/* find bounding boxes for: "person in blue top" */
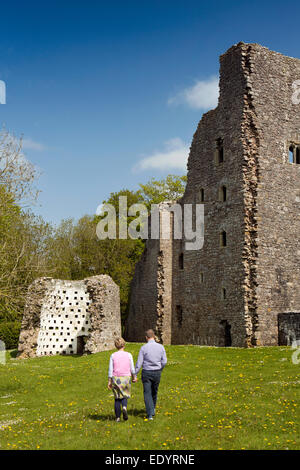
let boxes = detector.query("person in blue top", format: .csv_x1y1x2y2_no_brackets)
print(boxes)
135,329,167,420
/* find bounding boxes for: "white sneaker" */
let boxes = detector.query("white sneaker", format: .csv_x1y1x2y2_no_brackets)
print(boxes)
123,407,128,421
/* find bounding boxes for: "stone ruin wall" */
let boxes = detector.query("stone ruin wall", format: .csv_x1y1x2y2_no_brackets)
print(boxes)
242,44,300,345
126,42,300,347
125,239,160,343
125,204,173,344
127,43,250,347
172,43,248,347
18,275,121,358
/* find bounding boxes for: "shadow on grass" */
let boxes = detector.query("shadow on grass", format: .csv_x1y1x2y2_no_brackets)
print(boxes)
9,350,18,358
88,408,146,422
88,414,115,422
130,408,146,418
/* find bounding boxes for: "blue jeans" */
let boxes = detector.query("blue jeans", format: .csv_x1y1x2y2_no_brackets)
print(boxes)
141,369,162,418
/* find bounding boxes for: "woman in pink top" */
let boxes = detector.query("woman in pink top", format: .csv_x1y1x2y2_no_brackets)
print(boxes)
108,337,137,422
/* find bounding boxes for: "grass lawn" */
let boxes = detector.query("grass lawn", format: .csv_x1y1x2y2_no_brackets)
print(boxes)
0,344,299,450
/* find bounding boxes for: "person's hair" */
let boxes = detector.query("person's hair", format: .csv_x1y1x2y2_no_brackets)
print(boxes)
145,329,155,339
115,337,126,349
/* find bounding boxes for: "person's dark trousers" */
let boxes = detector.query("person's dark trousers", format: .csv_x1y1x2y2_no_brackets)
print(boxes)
114,398,128,419
141,369,162,418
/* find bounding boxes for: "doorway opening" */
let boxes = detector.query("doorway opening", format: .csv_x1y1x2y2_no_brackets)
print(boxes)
76,336,87,354
220,320,232,346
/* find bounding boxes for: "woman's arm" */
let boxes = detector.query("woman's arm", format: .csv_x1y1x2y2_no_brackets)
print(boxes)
129,353,137,382
108,354,114,389
108,353,114,378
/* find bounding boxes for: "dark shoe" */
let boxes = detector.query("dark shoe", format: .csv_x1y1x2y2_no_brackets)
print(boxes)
123,407,128,421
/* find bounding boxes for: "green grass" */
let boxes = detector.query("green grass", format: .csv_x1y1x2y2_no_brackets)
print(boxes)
0,344,299,450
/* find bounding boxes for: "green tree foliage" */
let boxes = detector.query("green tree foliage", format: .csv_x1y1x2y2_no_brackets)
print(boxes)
102,189,144,216
0,138,187,330
48,215,144,322
139,174,187,209
48,175,187,324
0,321,21,349
0,189,53,321
0,130,52,323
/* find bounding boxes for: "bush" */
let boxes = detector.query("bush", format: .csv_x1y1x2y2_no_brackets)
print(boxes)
0,321,21,350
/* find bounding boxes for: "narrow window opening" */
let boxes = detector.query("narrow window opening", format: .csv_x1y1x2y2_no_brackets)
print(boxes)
200,272,204,283
176,305,183,327
222,186,227,201
296,147,300,164
179,253,184,270
222,288,227,300
219,185,227,202
216,138,224,164
220,231,227,247
199,188,204,202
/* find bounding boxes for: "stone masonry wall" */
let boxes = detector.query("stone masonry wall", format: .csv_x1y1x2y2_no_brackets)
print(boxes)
126,42,300,347
125,204,173,343
172,43,249,347
18,277,53,358
85,275,121,353
241,44,300,345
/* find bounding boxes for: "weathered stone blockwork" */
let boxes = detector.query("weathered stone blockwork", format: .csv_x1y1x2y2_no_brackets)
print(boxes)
18,275,121,358
125,203,173,344
126,42,300,347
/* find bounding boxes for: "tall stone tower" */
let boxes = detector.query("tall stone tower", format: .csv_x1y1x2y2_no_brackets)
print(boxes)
126,42,300,347
125,202,174,344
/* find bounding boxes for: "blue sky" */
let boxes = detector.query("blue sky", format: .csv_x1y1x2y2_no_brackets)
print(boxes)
0,0,299,224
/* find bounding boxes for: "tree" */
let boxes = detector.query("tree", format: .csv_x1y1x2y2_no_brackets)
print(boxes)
0,127,188,328
139,174,187,209
49,214,144,323
0,129,51,322
102,189,144,216
0,193,53,321
0,129,40,205
86,175,187,323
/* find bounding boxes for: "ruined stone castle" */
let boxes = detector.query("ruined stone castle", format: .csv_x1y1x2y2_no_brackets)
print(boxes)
18,275,121,358
125,42,300,347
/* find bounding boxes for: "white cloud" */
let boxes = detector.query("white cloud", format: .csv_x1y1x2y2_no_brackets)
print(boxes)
168,76,219,110
22,138,46,151
133,138,189,172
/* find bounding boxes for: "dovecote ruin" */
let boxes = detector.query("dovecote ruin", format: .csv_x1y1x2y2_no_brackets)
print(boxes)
18,275,121,358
